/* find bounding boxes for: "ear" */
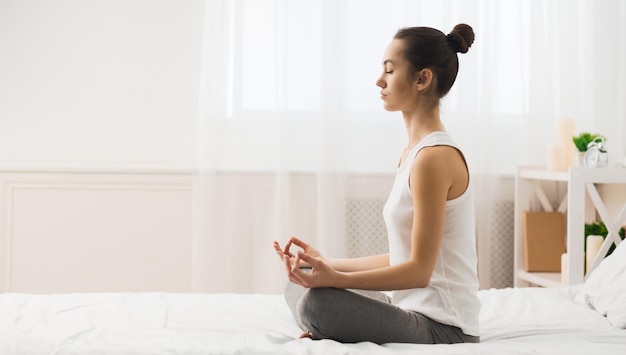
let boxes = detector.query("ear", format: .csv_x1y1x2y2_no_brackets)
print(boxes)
415,68,434,93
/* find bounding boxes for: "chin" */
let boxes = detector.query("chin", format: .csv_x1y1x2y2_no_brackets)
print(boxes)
382,103,398,112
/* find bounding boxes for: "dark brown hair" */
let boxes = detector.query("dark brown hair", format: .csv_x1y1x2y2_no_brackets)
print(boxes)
394,24,474,98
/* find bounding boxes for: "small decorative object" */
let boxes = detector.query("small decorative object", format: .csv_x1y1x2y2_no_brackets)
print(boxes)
586,235,604,273
523,211,566,272
585,221,625,256
583,136,608,168
572,132,602,167
572,132,600,152
558,119,576,170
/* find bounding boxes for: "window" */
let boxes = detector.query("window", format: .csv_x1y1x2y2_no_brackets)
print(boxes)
206,1,547,174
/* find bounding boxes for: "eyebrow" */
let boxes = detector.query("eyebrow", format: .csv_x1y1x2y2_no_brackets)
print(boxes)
383,59,394,65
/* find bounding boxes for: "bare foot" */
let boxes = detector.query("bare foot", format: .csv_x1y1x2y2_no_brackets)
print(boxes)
299,332,316,340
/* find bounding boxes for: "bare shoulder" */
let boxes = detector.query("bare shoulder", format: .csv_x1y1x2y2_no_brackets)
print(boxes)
411,145,468,199
413,145,465,172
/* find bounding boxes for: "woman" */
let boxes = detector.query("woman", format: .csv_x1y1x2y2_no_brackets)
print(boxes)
273,23,479,344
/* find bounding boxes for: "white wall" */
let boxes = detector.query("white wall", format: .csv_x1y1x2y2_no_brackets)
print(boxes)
0,0,203,293
0,171,193,293
0,0,204,169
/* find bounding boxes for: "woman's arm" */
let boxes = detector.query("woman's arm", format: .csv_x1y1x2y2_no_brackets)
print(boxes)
274,237,389,272
286,146,466,291
327,254,389,272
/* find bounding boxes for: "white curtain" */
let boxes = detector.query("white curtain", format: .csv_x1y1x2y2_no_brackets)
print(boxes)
193,0,626,293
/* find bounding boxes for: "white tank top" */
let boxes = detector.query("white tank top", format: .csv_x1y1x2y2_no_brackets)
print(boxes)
382,131,480,336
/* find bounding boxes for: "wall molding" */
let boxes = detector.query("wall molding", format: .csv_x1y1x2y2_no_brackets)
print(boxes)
0,170,193,293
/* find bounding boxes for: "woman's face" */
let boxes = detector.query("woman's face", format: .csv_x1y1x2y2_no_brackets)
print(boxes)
376,39,416,112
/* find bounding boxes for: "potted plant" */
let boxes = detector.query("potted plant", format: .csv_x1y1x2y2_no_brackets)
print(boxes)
572,132,601,166
584,221,625,256
572,132,600,152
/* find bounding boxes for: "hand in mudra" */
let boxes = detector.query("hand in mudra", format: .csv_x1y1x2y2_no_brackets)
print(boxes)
274,237,338,288
273,236,323,267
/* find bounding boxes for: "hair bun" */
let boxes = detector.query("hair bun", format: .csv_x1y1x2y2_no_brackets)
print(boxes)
447,24,474,53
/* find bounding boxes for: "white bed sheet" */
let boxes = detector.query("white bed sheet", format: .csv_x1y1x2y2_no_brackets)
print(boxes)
1,286,624,355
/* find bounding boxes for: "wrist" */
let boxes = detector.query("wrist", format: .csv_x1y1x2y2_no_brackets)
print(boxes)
332,270,349,289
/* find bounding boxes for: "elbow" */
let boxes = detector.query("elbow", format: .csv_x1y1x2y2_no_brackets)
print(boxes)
412,276,430,289
405,262,432,289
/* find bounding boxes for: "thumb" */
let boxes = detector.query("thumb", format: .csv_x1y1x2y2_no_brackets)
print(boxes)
297,251,319,266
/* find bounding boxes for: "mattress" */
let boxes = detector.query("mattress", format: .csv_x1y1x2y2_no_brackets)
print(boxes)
1,286,625,355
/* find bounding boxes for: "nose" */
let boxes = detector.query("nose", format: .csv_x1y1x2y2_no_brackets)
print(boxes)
376,76,386,89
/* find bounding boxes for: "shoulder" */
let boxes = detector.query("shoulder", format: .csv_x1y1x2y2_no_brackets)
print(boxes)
411,145,469,199
410,146,456,186
413,145,463,172
410,145,467,190
417,144,461,159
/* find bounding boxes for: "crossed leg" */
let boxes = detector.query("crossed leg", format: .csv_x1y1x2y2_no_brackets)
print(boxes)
284,282,475,344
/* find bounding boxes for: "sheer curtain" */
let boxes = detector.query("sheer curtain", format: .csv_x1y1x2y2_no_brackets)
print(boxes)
193,0,626,293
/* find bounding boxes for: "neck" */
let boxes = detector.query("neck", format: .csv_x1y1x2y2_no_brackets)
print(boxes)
402,103,445,148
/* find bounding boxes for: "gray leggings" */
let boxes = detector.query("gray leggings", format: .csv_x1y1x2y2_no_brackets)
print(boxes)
285,282,479,345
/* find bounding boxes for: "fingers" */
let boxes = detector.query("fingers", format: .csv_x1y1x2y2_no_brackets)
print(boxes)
278,240,308,287
284,255,308,287
287,252,326,288
275,238,318,287
296,251,318,267
281,236,308,258
275,240,298,258
288,236,310,250
273,241,288,260
283,240,294,257
273,241,281,254
292,253,302,272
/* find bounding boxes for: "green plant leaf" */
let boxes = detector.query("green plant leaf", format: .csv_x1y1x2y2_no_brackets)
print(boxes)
572,132,599,152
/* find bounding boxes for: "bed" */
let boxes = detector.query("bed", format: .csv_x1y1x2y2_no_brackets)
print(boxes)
2,243,625,354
